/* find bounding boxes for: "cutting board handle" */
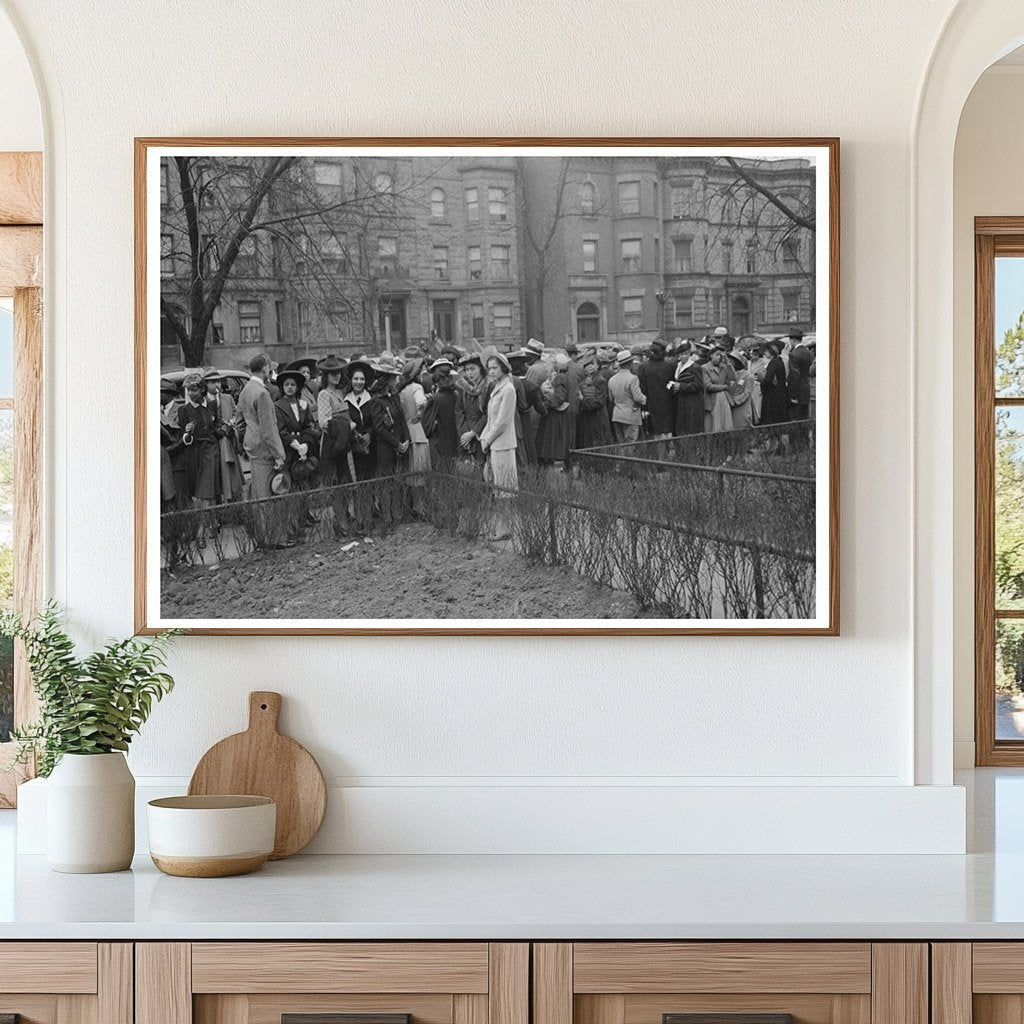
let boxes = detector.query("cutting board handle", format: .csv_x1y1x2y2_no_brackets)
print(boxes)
248,691,282,734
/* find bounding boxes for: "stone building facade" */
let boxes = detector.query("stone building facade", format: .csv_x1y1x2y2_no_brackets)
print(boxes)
518,155,817,348
159,155,526,369
159,154,816,371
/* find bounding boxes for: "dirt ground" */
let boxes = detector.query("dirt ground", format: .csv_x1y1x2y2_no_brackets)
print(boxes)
160,521,643,620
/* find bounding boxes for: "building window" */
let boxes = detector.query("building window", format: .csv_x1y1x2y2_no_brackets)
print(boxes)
489,187,508,221
762,291,772,323
430,187,447,220
654,237,661,272
670,179,695,218
471,302,485,339
433,245,450,281
321,235,348,274
493,302,513,330
672,292,694,326
238,301,262,346
468,245,482,280
211,305,224,345
721,242,733,274
161,162,170,199
465,187,479,222
746,242,757,274
491,244,510,280
378,236,398,272
782,239,800,271
582,239,598,273
580,182,596,215
781,288,801,321
314,161,343,189
274,301,285,344
619,181,640,215
235,234,258,276
621,238,642,273
622,296,643,330
672,238,693,273
372,171,394,194
160,233,174,277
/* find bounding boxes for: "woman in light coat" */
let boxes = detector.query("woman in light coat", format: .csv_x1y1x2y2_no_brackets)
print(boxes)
480,353,519,493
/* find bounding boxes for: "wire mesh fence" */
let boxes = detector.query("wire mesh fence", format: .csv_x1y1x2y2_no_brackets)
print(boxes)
161,461,816,620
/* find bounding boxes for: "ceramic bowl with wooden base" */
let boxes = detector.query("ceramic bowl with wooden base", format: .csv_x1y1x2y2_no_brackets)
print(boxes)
147,795,276,877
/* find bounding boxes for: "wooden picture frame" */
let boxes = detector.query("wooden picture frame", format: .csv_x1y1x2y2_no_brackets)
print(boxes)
135,137,839,636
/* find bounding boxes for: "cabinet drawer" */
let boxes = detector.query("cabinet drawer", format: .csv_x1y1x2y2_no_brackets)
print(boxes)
0,942,98,994
139,943,528,1024
534,944,926,1024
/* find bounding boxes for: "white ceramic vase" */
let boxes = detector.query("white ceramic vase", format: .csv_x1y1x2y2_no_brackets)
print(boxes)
46,752,135,873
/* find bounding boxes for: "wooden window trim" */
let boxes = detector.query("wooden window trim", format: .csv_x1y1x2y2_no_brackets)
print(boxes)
0,151,44,807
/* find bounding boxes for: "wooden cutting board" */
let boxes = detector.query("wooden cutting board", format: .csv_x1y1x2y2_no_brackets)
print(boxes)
188,691,326,859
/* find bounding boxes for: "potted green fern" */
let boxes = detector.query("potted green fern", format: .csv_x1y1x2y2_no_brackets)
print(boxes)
2,604,178,873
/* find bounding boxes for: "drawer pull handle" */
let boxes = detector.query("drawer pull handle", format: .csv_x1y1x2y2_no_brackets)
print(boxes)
664,1016,795,1024
283,1016,411,1024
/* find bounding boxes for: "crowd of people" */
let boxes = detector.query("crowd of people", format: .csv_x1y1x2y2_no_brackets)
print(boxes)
159,325,817,521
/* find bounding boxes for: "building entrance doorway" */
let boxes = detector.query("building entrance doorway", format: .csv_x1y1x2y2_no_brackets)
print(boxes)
432,299,455,343
576,302,601,342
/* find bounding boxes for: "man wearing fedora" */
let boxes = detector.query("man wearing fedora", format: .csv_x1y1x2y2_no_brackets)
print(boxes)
608,349,647,444
236,353,286,499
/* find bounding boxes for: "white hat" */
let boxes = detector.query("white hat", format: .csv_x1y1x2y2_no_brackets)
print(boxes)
616,350,634,366
525,338,545,355
713,326,729,337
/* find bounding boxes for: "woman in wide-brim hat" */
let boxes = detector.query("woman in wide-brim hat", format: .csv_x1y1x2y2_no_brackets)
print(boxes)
274,370,321,488
343,359,376,481
316,356,352,484
398,354,432,510
285,357,320,403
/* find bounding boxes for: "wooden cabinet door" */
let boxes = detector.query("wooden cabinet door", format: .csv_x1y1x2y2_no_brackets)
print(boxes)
534,944,928,1024
937,943,1024,1024
0,943,131,1024
137,943,528,1024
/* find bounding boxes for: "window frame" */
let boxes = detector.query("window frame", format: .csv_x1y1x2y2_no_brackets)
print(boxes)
619,180,640,215
975,218,1024,765
621,237,642,273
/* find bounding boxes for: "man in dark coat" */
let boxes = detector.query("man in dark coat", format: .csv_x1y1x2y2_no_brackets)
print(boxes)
637,339,677,439
670,342,708,436
786,328,813,420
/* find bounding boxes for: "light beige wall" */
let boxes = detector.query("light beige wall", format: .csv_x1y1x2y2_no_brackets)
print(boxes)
0,8,40,151
952,65,1024,767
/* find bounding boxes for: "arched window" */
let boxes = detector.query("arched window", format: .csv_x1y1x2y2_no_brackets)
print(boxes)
580,182,596,215
430,187,446,220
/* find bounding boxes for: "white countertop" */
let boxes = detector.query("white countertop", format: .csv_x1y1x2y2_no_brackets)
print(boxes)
3,850,1024,940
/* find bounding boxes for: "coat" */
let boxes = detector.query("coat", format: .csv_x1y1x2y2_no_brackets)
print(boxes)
760,355,790,424
608,368,646,426
576,374,614,448
480,375,518,452
536,371,575,461
638,356,677,435
274,395,320,480
237,376,286,464
673,362,705,435
788,343,814,407
369,391,410,476
428,379,461,461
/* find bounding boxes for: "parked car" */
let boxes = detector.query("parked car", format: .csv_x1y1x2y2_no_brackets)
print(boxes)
578,341,624,361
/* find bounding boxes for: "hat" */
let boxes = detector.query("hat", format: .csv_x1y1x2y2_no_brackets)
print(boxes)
788,327,805,340
403,345,424,361
713,326,729,338
317,355,347,373
402,356,426,382
525,338,545,356
582,356,599,372
728,353,748,371
430,358,454,373
275,369,306,392
481,346,512,374
201,367,222,382
615,350,634,366
160,379,178,393
554,352,571,370
598,349,616,364
182,372,204,389
650,339,667,356
694,342,715,357
269,468,292,496
459,352,485,371
373,351,403,376
767,338,785,353
439,346,461,362
630,343,646,357
344,359,375,383
285,357,319,376
565,342,579,356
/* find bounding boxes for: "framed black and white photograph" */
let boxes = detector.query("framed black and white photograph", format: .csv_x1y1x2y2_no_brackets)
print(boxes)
135,137,839,635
